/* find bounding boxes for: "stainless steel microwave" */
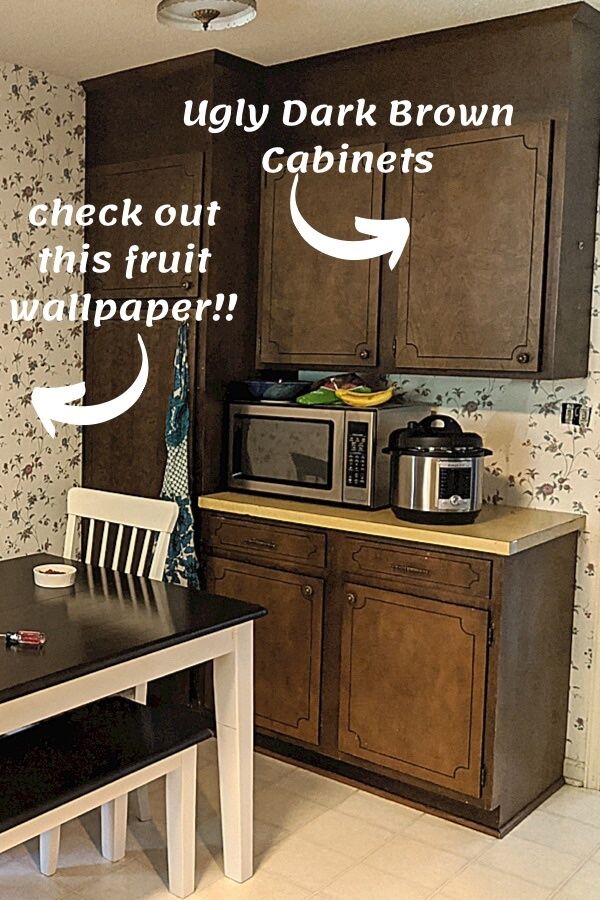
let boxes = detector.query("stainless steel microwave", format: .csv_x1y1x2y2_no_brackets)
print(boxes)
228,402,422,509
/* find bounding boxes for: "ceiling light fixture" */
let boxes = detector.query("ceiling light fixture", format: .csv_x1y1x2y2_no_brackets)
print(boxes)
157,0,257,31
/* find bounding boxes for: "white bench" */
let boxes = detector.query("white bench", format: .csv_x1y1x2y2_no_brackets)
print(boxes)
0,696,212,898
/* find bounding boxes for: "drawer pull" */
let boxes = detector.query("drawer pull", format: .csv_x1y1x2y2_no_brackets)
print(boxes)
243,539,277,550
391,564,430,577
302,585,314,598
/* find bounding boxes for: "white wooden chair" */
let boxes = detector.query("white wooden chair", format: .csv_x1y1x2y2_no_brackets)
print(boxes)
39,487,179,875
64,487,179,581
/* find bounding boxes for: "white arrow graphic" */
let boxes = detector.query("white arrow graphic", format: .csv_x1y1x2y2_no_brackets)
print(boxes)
32,333,149,438
290,173,410,269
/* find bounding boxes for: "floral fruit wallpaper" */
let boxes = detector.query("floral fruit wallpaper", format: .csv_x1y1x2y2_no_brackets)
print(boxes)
390,192,600,772
0,63,84,559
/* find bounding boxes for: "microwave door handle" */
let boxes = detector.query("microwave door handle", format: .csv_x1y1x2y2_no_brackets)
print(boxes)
231,419,244,477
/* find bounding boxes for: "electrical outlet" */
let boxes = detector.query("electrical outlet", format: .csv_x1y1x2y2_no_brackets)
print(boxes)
561,402,591,427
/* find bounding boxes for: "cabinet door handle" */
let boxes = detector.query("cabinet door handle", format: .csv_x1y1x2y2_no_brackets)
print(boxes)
347,592,359,606
359,349,371,360
243,539,276,550
181,279,192,290
391,564,430,577
302,585,314,598
517,352,531,365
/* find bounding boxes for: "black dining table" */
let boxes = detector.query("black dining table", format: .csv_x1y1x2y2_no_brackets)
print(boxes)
0,553,266,884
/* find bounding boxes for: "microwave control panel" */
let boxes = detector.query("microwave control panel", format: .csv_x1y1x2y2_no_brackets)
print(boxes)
345,421,369,489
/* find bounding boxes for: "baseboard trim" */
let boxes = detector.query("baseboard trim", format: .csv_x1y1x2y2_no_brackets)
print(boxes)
564,756,585,787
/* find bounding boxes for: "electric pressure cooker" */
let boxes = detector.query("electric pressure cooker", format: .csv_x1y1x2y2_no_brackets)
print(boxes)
384,415,492,524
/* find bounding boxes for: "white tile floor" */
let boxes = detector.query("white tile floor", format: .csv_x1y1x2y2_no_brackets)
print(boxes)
4,739,600,899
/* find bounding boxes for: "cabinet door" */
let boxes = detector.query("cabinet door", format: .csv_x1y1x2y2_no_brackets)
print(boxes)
205,557,324,745
390,123,550,373
338,582,488,797
83,317,185,497
258,145,384,368
86,153,204,298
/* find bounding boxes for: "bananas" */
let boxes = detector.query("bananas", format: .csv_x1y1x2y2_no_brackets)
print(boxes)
335,386,395,408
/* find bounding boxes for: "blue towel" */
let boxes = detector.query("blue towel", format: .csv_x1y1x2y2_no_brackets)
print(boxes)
160,325,200,588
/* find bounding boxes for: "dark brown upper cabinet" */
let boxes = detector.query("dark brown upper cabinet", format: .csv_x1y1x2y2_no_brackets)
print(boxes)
261,6,600,379
86,153,204,299
257,145,384,368
388,123,550,374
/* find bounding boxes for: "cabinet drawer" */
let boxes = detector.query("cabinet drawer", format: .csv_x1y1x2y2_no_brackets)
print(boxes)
340,537,491,600
205,515,326,569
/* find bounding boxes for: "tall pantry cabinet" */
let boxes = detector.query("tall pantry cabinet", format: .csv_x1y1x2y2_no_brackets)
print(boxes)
82,52,263,498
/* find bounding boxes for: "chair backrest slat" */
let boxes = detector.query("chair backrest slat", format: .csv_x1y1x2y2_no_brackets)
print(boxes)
84,519,95,565
136,529,152,578
63,488,179,582
124,527,138,575
98,521,110,568
150,532,172,581
112,524,124,570
64,513,77,561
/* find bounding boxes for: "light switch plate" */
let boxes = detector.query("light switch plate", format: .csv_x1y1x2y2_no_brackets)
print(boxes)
561,402,591,427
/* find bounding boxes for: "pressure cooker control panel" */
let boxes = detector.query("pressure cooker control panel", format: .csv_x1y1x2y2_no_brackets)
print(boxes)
345,421,369,489
437,460,473,511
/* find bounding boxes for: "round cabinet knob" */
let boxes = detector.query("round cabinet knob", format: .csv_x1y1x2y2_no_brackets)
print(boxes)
347,592,358,606
181,279,192,291
302,585,314,598
359,349,371,360
517,352,531,365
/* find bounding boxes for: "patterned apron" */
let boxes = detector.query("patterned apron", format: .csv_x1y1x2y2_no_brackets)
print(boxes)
160,325,200,588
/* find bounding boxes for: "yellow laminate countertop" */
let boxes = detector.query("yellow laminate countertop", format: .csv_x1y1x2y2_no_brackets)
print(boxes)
198,492,585,557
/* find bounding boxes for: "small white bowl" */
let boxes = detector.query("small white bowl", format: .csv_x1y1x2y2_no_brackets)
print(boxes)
33,564,77,589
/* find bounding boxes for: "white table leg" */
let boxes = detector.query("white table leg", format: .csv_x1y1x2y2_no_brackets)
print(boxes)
131,786,152,822
166,746,197,898
131,683,152,821
40,825,60,876
101,793,128,861
213,621,254,883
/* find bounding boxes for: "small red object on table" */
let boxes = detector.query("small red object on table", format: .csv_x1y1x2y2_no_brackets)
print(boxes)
0,631,46,647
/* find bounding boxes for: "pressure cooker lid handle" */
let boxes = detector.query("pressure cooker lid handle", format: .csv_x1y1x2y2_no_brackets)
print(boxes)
418,414,463,433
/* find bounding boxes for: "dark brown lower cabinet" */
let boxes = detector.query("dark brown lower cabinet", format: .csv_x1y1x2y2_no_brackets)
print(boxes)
201,510,578,836
205,556,323,745
338,583,488,798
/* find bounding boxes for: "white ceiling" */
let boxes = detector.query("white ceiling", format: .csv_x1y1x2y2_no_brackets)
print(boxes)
2,0,599,82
